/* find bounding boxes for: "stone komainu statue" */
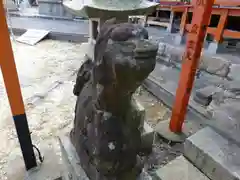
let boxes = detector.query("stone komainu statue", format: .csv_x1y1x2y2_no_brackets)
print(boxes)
71,18,158,180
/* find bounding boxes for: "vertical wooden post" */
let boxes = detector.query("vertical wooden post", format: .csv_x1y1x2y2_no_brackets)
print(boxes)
167,10,175,33
180,8,188,35
215,9,228,43
0,1,37,170
169,0,214,133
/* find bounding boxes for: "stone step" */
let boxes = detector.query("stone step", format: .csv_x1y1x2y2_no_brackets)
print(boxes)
155,155,209,180
184,127,240,180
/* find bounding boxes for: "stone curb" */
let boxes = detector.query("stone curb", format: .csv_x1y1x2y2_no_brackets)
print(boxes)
8,27,89,43
143,75,240,147
157,42,232,78
184,127,240,180
156,155,210,180
8,12,86,22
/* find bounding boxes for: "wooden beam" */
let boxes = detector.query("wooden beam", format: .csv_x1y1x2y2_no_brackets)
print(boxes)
223,29,240,38
214,0,240,6
180,8,188,35
172,6,240,16
215,9,228,42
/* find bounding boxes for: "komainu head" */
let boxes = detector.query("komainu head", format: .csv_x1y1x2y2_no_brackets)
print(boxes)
94,18,158,94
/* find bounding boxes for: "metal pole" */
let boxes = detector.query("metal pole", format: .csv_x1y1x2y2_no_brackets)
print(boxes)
169,0,214,133
0,1,37,170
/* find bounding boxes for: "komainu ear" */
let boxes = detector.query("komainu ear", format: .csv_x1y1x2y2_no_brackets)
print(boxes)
98,18,117,36
103,18,117,27
73,56,93,96
94,18,117,64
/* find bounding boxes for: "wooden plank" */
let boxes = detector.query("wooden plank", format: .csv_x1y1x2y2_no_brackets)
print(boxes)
214,0,240,6
223,29,240,38
185,26,240,40
172,6,240,16
147,20,169,27
207,27,217,35
16,29,49,46
180,8,188,35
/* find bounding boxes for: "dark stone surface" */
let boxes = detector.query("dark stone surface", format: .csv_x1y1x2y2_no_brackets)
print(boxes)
228,64,240,81
227,81,240,94
194,86,222,106
71,19,158,180
8,16,89,42
185,127,240,180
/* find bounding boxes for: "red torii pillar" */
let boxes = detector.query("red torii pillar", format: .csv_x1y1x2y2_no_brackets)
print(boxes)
0,1,37,170
169,0,214,133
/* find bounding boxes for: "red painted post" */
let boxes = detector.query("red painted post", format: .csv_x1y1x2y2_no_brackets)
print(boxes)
0,2,37,170
169,0,214,133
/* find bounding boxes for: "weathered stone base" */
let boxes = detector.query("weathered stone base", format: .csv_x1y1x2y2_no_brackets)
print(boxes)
38,0,74,18
154,120,186,143
59,135,89,180
185,127,240,180
156,155,209,180
59,135,153,180
206,41,226,54
174,34,186,45
25,146,64,180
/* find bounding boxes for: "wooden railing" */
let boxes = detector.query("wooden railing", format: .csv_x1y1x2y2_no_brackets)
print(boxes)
172,5,240,43
214,0,240,6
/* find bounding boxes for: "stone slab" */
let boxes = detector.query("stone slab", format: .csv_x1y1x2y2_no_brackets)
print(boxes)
59,135,89,180
206,42,225,54
143,74,209,126
199,55,230,78
38,0,74,18
132,96,146,132
8,16,89,42
184,127,240,180
209,100,240,146
144,61,240,146
194,86,222,106
141,131,155,153
228,64,240,81
193,95,212,107
154,118,205,143
174,34,185,45
156,155,209,180
16,29,49,45
4,0,18,11
25,147,63,180
59,135,155,180
154,120,186,143
227,81,240,94
157,42,232,78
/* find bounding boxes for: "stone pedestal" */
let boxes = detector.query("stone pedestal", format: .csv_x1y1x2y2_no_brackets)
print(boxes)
174,33,186,45
59,98,151,180
89,19,99,41
38,0,74,18
4,0,18,11
206,41,225,54
59,135,153,180
167,11,175,33
59,135,89,180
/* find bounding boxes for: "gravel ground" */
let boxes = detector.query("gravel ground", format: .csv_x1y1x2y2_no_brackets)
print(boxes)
0,39,87,179
134,87,171,127
134,89,183,177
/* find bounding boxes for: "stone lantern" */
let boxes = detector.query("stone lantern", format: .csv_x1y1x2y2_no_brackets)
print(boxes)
63,0,157,42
